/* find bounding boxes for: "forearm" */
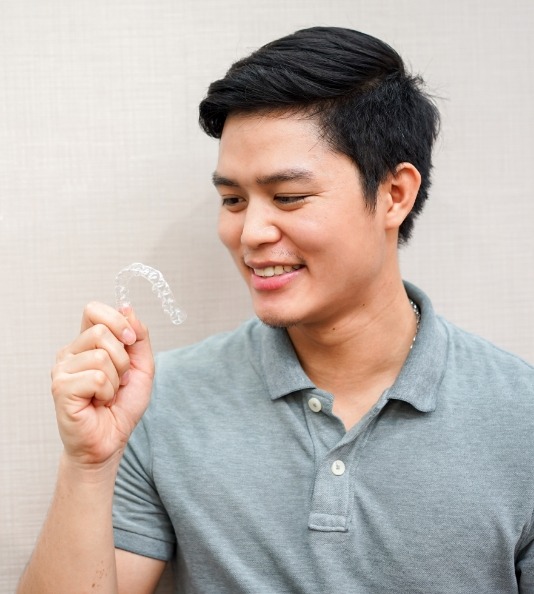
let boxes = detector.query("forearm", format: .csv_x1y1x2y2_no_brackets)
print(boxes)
17,452,121,594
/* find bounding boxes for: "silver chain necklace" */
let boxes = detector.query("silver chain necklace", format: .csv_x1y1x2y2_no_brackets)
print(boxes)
409,299,421,350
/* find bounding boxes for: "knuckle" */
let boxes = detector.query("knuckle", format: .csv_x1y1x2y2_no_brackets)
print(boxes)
93,370,108,388
51,360,64,381
92,323,108,340
93,348,109,366
50,374,65,399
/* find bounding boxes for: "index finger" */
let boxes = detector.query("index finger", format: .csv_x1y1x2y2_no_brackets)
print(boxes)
81,301,137,346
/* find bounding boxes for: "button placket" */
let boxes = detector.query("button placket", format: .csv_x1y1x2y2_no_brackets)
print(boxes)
307,396,389,532
308,416,382,532
308,449,352,532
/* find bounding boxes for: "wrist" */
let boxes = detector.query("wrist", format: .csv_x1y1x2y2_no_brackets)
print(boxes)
59,449,123,486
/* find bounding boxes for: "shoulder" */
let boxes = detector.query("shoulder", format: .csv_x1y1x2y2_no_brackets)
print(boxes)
439,315,533,372
406,281,534,388
155,317,263,375
147,318,269,413
437,315,534,399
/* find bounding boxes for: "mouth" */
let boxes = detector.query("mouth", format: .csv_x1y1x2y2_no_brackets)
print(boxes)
252,265,302,277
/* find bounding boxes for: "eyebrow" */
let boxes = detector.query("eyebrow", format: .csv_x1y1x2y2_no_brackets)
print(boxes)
212,168,315,188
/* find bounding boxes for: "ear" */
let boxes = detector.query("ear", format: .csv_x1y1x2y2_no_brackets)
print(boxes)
380,163,421,231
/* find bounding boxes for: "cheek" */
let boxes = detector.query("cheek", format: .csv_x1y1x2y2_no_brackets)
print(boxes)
217,212,241,250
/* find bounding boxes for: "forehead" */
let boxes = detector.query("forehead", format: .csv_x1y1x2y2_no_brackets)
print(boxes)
221,110,323,144
216,111,345,177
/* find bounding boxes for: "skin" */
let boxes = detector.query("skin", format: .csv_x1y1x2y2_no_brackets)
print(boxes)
18,110,422,593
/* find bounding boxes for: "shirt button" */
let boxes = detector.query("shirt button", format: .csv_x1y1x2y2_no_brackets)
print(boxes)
308,397,322,413
331,460,346,476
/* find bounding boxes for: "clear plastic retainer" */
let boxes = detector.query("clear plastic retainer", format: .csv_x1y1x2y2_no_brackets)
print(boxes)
115,262,186,325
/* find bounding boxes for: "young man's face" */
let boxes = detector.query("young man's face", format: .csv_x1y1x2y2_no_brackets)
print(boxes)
213,111,396,330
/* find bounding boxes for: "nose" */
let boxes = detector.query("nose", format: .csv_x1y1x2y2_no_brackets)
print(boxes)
240,201,281,248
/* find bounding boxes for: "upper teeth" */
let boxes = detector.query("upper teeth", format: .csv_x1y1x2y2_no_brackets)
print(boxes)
254,265,301,277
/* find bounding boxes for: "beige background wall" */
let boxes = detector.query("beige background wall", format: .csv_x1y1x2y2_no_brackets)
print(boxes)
1,0,533,591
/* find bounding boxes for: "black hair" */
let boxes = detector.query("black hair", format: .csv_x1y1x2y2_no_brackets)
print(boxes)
198,26,440,244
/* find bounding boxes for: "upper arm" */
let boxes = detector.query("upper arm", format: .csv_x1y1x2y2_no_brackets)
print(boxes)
116,548,167,594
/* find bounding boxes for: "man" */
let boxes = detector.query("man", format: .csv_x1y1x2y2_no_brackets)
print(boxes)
18,27,534,593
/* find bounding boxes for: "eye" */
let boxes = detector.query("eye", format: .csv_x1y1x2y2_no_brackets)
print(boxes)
221,196,246,210
275,195,309,206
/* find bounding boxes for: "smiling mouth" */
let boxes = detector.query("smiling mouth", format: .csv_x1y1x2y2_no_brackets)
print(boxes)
253,265,302,277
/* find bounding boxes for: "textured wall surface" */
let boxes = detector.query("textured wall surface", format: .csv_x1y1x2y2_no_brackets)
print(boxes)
1,0,533,591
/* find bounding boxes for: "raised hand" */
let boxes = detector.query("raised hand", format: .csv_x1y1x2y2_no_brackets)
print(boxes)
51,302,155,467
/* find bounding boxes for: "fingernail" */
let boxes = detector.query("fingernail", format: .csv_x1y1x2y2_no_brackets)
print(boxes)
121,328,136,345
120,371,131,386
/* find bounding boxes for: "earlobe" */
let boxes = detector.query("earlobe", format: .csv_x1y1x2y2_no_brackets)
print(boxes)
383,163,421,230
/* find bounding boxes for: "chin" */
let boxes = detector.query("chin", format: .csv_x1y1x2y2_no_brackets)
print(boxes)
255,311,301,329
252,296,313,329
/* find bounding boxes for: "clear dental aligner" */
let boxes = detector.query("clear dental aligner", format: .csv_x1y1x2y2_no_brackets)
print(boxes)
115,262,186,325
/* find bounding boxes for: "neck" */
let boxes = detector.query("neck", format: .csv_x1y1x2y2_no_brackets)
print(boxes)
287,280,418,398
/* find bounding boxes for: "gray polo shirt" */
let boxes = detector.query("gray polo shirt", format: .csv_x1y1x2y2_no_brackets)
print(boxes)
113,282,534,593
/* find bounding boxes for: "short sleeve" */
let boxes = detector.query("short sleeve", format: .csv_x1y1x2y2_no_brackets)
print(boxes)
112,410,176,561
517,514,534,592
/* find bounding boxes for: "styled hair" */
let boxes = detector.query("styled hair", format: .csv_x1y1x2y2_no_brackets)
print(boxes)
198,26,440,244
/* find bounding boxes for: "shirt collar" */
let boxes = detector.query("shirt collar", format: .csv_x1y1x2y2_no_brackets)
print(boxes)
259,324,316,399
388,281,448,412
256,281,448,413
